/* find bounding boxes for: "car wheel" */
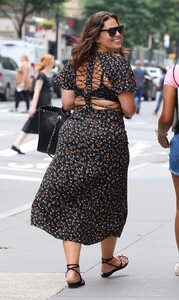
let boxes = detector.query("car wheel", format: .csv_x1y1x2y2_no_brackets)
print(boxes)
2,85,11,101
143,91,150,101
143,96,148,101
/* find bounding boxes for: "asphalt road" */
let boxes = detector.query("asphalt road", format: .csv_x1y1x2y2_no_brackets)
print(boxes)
0,98,178,299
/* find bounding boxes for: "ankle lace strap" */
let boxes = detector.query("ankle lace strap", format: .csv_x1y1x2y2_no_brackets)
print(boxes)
101,257,113,264
67,264,79,269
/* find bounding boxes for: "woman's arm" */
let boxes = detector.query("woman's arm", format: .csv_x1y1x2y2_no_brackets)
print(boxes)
118,91,136,118
28,79,43,117
157,84,176,148
61,89,76,110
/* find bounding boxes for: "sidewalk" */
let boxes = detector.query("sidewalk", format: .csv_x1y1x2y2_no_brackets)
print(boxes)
0,161,178,299
50,162,179,300
1,100,179,299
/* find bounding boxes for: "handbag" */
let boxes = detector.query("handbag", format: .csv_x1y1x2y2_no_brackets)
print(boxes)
37,106,71,156
172,89,179,135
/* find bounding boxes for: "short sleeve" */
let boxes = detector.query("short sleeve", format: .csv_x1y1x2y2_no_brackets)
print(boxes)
164,66,179,88
36,72,46,81
54,62,76,90
107,55,136,94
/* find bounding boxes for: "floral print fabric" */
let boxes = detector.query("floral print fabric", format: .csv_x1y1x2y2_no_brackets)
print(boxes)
54,52,136,101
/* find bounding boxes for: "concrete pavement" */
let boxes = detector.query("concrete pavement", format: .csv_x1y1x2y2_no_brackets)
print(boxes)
1,100,179,299
1,160,178,299
49,162,179,300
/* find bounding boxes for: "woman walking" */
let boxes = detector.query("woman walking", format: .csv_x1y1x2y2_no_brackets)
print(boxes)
11,54,54,154
31,11,136,287
157,63,179,276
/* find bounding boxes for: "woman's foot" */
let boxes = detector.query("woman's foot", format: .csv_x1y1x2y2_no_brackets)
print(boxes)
10,108,17,112
101,255,129,278
66,264,85,288
11,145,25,155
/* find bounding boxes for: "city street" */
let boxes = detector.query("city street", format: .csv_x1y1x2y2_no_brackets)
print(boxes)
0,98,178,299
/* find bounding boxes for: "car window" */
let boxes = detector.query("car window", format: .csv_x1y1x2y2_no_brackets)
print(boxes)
1,57,18,70
1,57,11,70
145,67,162,77
9,58,18,70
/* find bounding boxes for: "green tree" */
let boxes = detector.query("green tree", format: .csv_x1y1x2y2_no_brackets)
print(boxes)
83,0,179,50
0,0,67,38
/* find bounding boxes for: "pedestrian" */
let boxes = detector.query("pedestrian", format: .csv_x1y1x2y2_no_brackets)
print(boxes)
11,54,54,154
156,63,179,276
133,59,146,114
31,11,136,288
152,68,167,115
10,54,32,113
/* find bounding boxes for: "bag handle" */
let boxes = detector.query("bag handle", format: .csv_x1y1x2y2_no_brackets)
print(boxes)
46,117,59,158
46,107,71,157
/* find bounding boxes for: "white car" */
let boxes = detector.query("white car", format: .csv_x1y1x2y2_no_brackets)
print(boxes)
0,55,18,101
144,66,162,85
131,65,158,101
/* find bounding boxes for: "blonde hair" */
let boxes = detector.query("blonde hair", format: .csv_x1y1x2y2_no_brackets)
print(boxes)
36,54,54,72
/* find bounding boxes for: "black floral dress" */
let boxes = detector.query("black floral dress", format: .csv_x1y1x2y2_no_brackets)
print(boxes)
31,52,136,245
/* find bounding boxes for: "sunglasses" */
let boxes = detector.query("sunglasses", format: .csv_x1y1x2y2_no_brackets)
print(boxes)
100,25,124,37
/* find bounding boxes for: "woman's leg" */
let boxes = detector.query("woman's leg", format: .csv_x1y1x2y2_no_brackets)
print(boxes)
101,236,117,259
100,236,128,274
63,240,82,284
23,90,30,111
171,174,179,251
171,174,179,275
13,131,28,149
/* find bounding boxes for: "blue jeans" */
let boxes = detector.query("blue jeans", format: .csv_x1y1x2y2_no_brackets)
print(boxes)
169,134,179,176
134,86,144,110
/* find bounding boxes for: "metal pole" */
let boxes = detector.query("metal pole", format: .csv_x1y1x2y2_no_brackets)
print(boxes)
55,12,59,59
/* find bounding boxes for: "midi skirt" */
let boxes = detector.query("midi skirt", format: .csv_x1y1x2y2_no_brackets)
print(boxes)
31,107,129,245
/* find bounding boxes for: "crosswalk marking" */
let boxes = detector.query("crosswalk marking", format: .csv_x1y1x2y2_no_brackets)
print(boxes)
0,174,42,182
0,138,38,156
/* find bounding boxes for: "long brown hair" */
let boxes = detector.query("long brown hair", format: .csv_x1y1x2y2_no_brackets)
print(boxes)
70,11,128,68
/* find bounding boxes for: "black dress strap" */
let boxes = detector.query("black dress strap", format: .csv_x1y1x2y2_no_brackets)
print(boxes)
84,59,96,109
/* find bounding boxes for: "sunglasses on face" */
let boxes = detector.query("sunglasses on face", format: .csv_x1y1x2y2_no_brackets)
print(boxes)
100,25,124,37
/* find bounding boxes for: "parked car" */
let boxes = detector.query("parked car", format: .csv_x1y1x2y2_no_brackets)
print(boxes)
143,67,162,101
0,55,18,101
144,66,162,85
143,71,156,101
131,65,158,101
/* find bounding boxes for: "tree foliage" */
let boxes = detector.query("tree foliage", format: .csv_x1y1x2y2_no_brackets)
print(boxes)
0,0,67,38
83,0,179,50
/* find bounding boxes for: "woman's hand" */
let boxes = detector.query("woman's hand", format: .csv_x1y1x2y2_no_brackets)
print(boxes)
28,107,36,117
156,132,169,148
19,82,25,88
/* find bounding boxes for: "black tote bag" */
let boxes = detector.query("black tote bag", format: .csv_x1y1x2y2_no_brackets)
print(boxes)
37,106,71,156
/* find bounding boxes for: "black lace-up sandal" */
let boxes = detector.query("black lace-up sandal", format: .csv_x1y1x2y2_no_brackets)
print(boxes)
101,255,129,278
66,264,85,288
